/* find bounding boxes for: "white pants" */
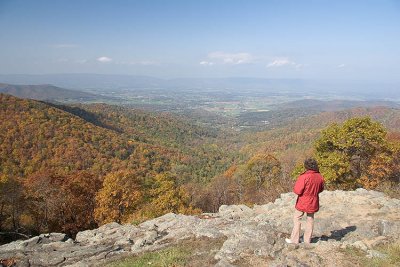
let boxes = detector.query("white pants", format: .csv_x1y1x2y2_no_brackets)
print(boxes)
290,209,314,243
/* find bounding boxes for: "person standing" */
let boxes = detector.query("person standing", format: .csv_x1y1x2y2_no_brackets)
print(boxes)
286,158,325,244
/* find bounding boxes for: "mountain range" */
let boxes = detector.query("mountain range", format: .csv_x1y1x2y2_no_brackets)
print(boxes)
1,74,399,99
0,83,104,102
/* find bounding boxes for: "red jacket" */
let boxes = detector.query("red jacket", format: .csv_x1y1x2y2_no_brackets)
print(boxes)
294,170,324,213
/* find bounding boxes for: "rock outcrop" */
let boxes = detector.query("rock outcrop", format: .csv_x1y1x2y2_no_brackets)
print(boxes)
1,189,400,266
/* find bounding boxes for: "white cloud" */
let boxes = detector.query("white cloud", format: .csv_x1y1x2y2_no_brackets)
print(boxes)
337,64,346,68
97,56,112,63
267,58,302,69
199,61,214,66
267,58,293,67
203,51,253,65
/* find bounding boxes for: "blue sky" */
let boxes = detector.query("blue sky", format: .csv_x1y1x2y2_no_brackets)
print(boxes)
0,0,399,81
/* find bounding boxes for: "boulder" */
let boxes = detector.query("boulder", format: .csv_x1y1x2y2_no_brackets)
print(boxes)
0,190,399,266
218,204,254,220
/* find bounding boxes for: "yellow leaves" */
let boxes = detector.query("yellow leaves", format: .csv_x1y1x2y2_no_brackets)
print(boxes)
94,170,197,225
0,174,8,184
243,153,282,190
315,117,393,189
129,172,198,221
95,170,144,224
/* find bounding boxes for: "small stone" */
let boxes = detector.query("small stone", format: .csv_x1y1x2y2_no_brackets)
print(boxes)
369,236,389,247
114,238,133,250
49,233,69,242
65,238,75,244
286,243,299,251
340,241,349,249
215,259,236,267
367,249,386,259
351,241,368,251
131,238,145,251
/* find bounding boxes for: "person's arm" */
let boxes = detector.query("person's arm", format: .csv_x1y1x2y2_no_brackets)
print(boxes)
293,175,306,195
319,177,325,193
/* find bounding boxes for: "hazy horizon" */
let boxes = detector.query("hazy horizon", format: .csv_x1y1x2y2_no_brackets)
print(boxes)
1,0,400,82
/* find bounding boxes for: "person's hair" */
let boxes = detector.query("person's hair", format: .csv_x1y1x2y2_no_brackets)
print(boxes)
304,158,319,172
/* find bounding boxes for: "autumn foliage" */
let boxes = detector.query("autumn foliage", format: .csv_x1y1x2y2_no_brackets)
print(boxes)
1,93,400,243
94,170,144,224
314,117,400,190
0,94,204,240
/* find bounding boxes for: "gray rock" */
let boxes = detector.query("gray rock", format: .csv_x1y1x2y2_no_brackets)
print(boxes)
114,238,133,250
139,212,179,231
214,259,236,267
39,232,68,242
351,240,368,251
218,204,254,220
41,241,75,251
376,219,400,236
29,253,66,266
20,236,41,249
143,230,158,245
367,249,387,259
1,190,399,267
0,240,25,253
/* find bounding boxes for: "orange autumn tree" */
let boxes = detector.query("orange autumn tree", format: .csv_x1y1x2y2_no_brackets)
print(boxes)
94,170,144,224
61,172,102,235
358,142,400,190
0,175,25,234
23,171,101,236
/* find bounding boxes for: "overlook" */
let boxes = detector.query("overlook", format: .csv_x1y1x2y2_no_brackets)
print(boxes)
1,189,399,266
1,1,400,266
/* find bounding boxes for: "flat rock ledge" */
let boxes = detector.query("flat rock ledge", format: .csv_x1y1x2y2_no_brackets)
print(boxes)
1,189,400,266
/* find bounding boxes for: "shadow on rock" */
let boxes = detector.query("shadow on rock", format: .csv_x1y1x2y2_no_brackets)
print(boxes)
312,226,357,243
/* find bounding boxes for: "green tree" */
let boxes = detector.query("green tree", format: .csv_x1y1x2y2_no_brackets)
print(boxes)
314,117,389,189
138,172,199,219
236,154,282,204
243,154,282,191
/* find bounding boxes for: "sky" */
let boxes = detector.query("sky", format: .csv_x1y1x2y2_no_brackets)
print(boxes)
0,0,400,81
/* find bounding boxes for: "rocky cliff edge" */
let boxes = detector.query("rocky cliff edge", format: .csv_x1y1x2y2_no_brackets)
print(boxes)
1,189,400,266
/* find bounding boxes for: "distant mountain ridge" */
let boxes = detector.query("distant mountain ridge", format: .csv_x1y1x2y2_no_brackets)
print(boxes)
1,74,399,99
0,83,101,102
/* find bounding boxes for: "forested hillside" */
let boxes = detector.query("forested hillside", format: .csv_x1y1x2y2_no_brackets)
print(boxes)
51,102,240,183
0,94,238,241
1,93,400,244
0,94,172,176
204,107,400,211
241,107,400,175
